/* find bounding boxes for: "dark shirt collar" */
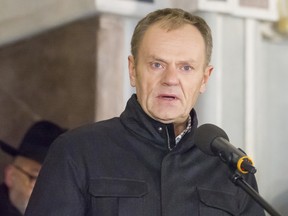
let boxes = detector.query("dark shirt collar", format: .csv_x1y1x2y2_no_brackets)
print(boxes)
120,94,198,152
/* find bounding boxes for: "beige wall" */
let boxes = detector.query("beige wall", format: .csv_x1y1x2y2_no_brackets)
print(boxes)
0,16,98,181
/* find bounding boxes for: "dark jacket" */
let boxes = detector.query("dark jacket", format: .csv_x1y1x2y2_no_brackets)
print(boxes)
25,94,264,216
0,183,23,216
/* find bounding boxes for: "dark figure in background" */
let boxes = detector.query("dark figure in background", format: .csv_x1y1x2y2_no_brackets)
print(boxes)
0,121,66,216
25,8,265,216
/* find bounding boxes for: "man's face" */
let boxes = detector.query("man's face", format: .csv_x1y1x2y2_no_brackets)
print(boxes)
128,23,213,125
5,156,41,214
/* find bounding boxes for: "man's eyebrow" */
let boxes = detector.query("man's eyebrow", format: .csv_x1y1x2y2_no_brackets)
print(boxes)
177,59,198,65
146,56,167,65
147,55,199,66
147,55,164,61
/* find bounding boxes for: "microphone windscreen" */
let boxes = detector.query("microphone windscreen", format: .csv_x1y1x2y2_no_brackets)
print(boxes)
195,123,229,155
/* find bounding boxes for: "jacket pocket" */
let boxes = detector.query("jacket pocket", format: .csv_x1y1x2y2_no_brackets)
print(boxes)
88,177,148,216
89,177,148,197
197,187,239,216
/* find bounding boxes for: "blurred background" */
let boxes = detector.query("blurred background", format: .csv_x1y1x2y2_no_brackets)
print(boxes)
0,0,288,215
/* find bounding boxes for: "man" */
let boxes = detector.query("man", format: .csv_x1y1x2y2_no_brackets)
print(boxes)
25,8,264,215
0,121,66,216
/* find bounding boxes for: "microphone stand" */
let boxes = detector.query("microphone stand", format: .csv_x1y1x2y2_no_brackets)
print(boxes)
231,172,282,216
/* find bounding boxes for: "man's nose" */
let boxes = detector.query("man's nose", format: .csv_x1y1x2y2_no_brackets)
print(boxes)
162,67,179,86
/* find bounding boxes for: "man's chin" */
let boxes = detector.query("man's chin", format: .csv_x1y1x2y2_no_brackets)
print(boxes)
152,114,178,124
148,107,184,123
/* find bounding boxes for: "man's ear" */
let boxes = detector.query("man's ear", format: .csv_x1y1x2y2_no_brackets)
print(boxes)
200,65,213,93
4,165,15,188
128,55,136,87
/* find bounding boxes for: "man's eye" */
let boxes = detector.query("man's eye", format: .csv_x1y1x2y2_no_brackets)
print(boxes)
151,62,163,69
182,65,193,71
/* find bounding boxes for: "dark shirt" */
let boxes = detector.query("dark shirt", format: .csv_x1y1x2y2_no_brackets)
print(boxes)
0,183,22,216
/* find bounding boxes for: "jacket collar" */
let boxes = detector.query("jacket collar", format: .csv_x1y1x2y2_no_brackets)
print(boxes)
120,94,198,153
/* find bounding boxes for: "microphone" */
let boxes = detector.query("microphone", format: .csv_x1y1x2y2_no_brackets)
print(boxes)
195,123,256,174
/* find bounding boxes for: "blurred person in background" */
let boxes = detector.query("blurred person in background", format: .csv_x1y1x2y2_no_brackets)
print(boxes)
0,120,66,216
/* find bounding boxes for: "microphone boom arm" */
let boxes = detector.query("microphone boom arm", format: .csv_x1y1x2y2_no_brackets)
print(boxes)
232,172,282,216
